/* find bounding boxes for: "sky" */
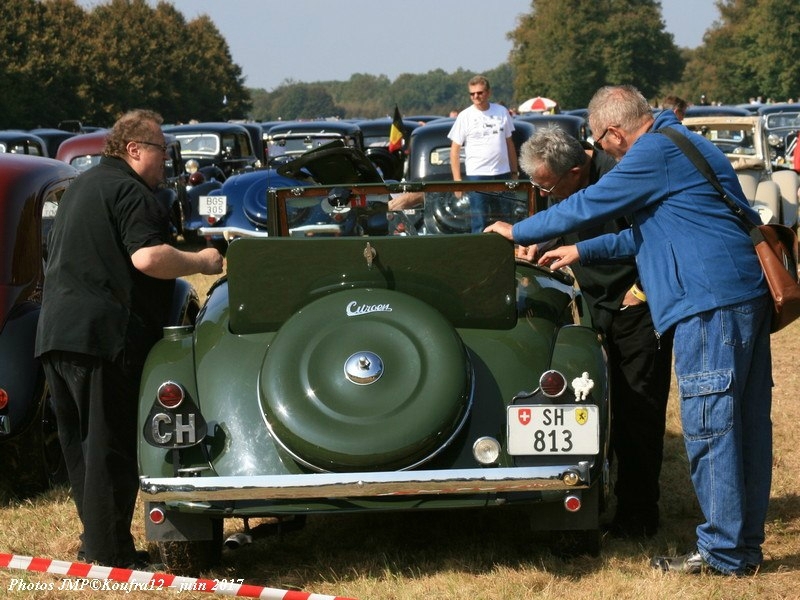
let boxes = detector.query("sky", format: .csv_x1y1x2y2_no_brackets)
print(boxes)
80,0,719,91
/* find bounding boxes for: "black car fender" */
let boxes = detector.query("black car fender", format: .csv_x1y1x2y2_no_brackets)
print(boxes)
0,302,43,437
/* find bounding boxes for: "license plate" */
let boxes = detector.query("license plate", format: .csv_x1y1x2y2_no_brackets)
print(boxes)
507,405,599,455
199,195,227,216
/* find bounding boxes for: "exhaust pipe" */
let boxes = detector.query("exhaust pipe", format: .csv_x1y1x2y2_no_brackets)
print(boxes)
223,515,307,551
224,532,253,549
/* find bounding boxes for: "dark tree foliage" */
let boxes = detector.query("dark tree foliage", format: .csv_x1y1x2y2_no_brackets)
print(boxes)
260,83,344,121
681,0,800,104
508,0,683,109
0,0,55,128
0,0,250,129
249,65,516,122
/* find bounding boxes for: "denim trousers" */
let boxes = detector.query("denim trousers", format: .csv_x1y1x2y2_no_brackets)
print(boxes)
673,294,772,574
465,173,512,232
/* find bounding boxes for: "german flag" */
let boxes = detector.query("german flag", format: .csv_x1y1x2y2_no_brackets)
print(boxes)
388,105,404,153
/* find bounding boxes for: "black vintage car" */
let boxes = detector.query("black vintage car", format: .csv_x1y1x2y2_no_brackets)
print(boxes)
264,120,364,166
163,122,259,179
0,155,76,496
0,131,49,157
758,103,800,172
354,117,423,180
514,113,587,141
29,128,77,158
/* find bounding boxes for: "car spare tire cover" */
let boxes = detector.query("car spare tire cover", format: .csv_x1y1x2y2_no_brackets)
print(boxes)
260,288,471,472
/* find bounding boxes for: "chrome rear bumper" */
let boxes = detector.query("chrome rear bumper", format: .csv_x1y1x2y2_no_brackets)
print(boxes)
140,463,592,502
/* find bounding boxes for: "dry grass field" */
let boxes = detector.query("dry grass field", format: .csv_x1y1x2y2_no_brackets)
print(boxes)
2,270,798,599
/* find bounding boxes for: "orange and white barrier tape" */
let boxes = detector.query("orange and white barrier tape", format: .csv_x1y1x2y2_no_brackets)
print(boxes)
0,553,356,599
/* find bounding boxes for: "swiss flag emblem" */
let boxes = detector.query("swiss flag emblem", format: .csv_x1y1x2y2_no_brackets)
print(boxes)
518,408,532,426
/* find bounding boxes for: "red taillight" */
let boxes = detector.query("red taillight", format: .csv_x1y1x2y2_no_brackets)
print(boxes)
148,506,166,524
205,215,218,225
539,370,567,397
156,382,184,409
564,494,582,512
0,388,8,410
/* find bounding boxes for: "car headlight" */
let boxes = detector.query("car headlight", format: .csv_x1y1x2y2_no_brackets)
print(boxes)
767,133,783,148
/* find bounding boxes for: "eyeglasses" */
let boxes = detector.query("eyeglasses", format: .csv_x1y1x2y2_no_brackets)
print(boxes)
592,125,618,150
469,90,487,97
133,140,168,152
531,170,567,195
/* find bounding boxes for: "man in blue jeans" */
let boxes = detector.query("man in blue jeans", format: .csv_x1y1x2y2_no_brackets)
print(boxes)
486,85,772,576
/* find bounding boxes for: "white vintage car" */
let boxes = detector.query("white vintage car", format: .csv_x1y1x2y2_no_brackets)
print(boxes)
683,115,800,229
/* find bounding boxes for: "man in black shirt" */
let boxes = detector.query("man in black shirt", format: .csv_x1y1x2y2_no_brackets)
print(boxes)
36,109,223,568
517,127,673,537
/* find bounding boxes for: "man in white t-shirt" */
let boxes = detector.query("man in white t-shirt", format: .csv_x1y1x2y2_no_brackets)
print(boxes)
448,75,518,231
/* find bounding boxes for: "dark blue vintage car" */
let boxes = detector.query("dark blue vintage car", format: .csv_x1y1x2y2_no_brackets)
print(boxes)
0,155,76,496
197,140,384,250
405,118,536,182
138,180,610,573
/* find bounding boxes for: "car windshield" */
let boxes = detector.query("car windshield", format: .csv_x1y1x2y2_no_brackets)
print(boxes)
274,181,530,238
175,133,220,155
687,125,756,156
70,155,101,172
268,135,351,157
0,142,45,156
430,145,465,166
765,113,800,129
365,135,391,147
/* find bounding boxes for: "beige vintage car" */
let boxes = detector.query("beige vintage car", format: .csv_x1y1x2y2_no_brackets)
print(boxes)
683,116,800,229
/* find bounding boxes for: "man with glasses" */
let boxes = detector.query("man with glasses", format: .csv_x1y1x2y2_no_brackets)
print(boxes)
448,75,518,232
486,85,771,577
518,127,673,540
36,109,224,569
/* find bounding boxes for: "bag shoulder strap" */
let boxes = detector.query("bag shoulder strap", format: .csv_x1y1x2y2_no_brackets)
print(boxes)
655,126,760,234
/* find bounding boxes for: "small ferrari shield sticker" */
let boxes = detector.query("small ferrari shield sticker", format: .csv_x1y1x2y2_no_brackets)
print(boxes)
574,408,589,425
518,408,532,426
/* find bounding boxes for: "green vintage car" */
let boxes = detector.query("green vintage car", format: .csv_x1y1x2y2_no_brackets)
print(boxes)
137,180,610,572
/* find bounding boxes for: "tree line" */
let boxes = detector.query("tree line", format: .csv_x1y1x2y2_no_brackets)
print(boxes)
1,0,250,129
2,0,798,129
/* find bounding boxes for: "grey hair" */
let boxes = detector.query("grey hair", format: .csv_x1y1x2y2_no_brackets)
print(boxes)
588,85,652,135
519,126,587,178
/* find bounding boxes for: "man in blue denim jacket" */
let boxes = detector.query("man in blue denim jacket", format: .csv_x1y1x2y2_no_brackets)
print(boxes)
485,85,772,576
